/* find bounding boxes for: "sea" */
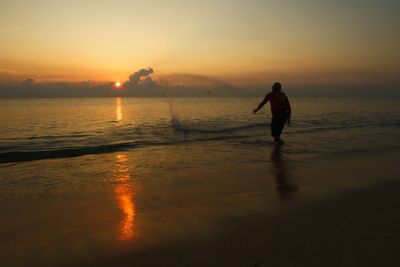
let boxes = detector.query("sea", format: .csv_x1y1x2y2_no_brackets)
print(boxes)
1,97,399,163
0,96,399,266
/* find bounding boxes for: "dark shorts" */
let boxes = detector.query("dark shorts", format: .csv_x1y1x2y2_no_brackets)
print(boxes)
271,112,288,137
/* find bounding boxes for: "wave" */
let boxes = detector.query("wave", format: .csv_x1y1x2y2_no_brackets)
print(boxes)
172,119,266,133
0,134,255,164
26,133,91,140
0,142,142,164
172,121,399,136
1,119,398,164
287,122,399,135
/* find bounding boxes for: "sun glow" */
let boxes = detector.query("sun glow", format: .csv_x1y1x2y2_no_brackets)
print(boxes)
115,81,121,88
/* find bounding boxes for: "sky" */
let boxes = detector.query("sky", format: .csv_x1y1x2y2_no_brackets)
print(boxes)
0,0,399,96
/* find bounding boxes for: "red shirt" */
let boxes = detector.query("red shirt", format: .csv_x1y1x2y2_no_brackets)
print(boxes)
265,91,290,115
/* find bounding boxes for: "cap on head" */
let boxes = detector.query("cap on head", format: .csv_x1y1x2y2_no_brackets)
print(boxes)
272,82,282,91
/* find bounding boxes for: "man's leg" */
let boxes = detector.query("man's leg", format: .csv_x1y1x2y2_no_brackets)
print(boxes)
271,116,281,142
272,113,287,143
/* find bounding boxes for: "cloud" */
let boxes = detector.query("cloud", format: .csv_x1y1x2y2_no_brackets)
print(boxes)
0,68,29,82
115,69,240,96
1,67,399,98
123,67,154,89
21,78,34,85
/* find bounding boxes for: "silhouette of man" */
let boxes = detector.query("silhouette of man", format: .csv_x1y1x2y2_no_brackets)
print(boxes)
253,82,291,144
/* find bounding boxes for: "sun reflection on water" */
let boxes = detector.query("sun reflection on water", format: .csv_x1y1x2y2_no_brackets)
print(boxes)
113,97,138,240
114,153,138,241
116,97,123,122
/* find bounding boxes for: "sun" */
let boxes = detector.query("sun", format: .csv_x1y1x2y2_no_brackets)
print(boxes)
115,81,121,88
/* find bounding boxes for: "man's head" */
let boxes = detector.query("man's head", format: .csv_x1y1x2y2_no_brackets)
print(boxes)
272,82,282,92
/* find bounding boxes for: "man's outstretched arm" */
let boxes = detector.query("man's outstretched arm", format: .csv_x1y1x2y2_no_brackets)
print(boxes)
253,94,269,114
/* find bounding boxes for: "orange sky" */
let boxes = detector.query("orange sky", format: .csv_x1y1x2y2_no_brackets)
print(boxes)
0,0,399,86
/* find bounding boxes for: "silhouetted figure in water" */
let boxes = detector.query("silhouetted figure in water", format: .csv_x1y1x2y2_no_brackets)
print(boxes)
253,82,291,144
271,144,297,199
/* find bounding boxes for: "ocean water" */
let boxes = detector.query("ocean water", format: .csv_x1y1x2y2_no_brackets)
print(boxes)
1,97,399,163
0,97,400,266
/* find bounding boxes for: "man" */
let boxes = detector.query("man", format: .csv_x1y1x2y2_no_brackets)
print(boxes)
253,82,291,144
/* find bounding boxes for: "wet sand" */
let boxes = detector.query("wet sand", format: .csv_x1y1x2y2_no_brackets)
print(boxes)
88,150,400,267
93,181,400,267
1,148,400,267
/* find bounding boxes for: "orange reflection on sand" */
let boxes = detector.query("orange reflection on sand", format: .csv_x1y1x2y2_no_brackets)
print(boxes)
114,153,138,241
115,97,123,122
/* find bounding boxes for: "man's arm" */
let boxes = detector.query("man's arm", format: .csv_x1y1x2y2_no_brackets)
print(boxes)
253,94,269,114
